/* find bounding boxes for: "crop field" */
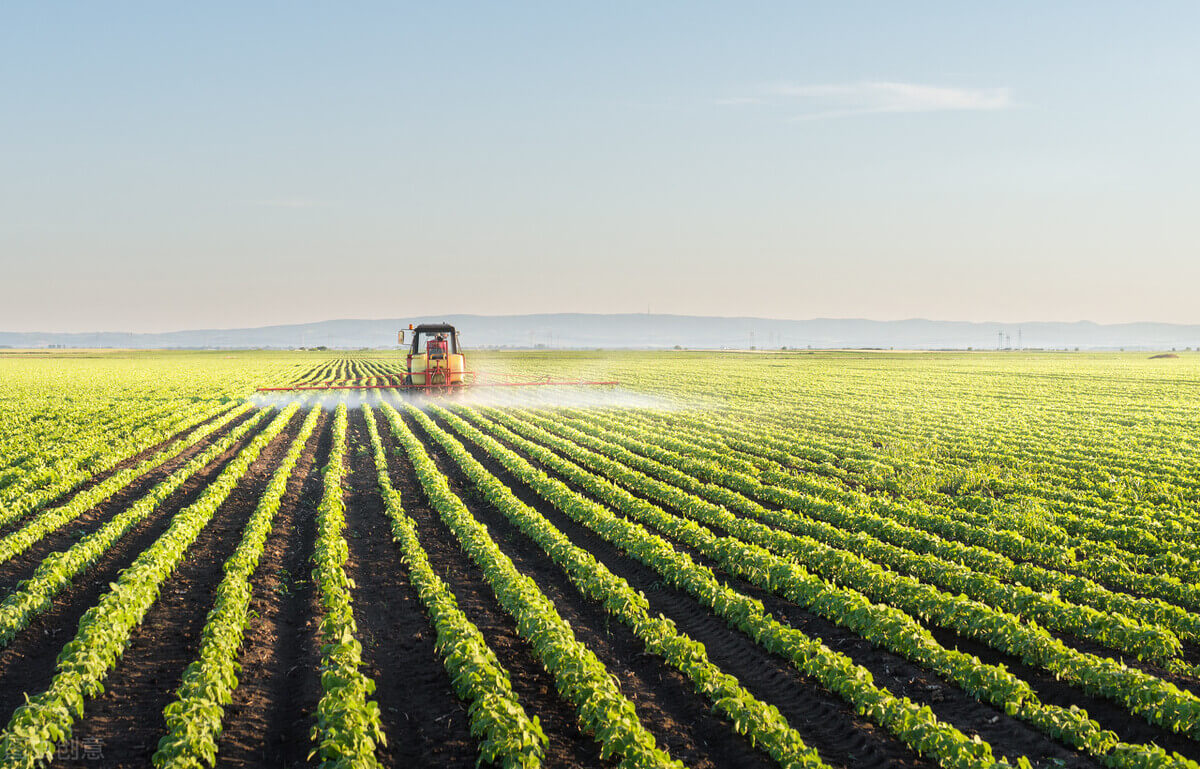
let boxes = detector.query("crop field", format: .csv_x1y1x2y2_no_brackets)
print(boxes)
0,349,1199,769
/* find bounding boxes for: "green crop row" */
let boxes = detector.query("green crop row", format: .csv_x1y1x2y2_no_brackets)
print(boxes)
0,407,270,647
460,406,1198,769
0,400,238,532
498,408,1200,740
362,403,547,769
588,408,1200,647
0,398,211,497
410,404,831,769
549,408,1182,662
0,404,253,567
0,405,296,767
152,403,320,768
717,402,1200,586
378,402,684,769
659,406,1200,612
309,403,387,769
438,404,1042,769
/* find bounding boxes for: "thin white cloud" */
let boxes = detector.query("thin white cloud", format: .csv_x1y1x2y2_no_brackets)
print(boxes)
719,81,1014,121
243,199,332,209
713,96,766,106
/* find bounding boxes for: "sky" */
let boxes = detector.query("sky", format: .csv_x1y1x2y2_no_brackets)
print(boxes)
2,2,1198,332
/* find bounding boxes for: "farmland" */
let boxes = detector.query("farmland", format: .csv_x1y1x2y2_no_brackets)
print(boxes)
0,349,1198,769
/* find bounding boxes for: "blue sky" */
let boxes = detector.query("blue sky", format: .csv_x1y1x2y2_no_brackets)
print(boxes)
2,2,1197,331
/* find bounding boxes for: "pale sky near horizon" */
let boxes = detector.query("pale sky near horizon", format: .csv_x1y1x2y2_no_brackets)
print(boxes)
3,3,1198,333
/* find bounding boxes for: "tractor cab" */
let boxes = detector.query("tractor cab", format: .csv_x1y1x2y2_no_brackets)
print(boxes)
427,334,449,359
398,323,466,388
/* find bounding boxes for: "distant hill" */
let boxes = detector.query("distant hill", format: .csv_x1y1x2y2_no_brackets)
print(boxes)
2,314,1199,351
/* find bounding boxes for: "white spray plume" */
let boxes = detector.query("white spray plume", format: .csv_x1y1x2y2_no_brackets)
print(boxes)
249,351,707,412
248,391,384,411
248,385,695,413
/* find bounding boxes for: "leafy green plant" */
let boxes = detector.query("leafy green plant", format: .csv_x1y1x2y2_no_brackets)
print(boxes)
308,404,386,769
411,404,829,769
457,405,1199,769
380,402,682,769
362,403,546,769
0,405,297,767
153,405,320,768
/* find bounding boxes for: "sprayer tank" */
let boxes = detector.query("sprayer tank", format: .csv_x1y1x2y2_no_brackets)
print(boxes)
408,353,465,385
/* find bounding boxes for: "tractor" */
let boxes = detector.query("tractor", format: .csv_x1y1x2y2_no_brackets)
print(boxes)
256,321,617,394
398,323,467,390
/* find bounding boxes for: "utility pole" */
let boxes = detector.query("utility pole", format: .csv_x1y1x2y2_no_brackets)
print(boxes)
1018,328,1022,350
997,331,1003,350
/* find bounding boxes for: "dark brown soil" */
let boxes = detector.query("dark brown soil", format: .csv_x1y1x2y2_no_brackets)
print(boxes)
0,411,269,723
54,409,306,768
214,410,328,769
609,414,1200,762
340,409,479,767
922,623,1200,763
7,398,1187,769
428,408,938,769
412,409,774,769
373,406,612,768
569,449,1197,764
1042,627,1200,698
0,404,241,540
598,440,1200,762
0,408,257,591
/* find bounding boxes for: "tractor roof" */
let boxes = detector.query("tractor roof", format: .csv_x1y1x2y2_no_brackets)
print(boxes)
413,323,456,333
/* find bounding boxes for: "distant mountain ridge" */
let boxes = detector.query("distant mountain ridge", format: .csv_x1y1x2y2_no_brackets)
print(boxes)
2,314,1198,351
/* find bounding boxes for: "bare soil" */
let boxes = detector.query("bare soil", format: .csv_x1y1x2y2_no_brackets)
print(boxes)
0,404,242,540
340,409,479,767
214,410,328,769
373,407,612,768
0,411,269,723
54,409,306,768
413,409,774,769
